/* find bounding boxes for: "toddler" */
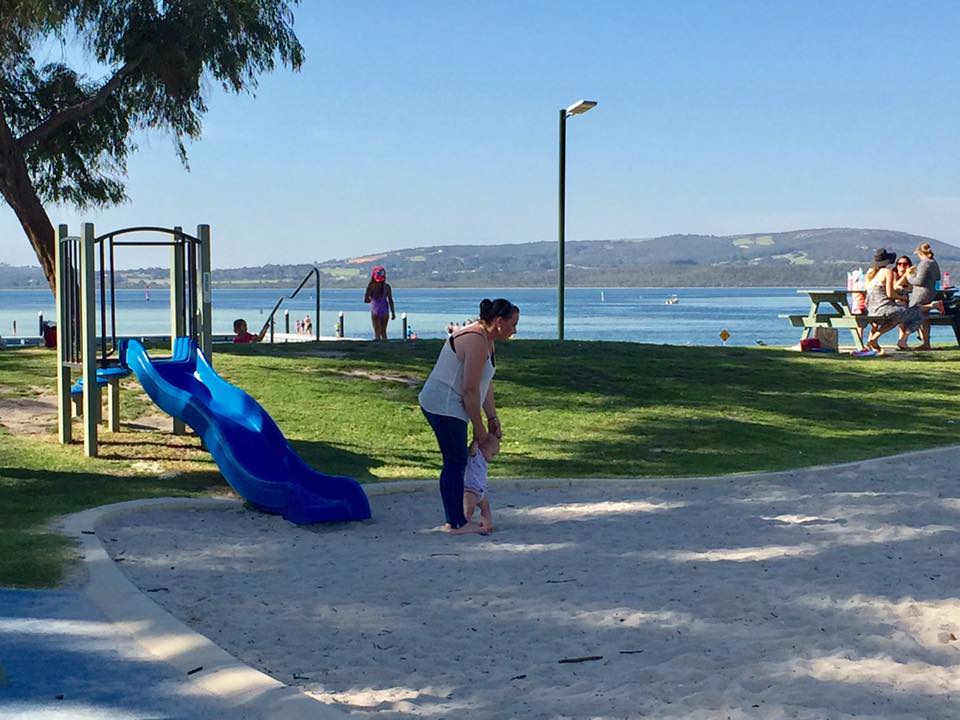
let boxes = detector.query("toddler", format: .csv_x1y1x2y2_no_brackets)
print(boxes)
464,433,499,532
232,318,266,343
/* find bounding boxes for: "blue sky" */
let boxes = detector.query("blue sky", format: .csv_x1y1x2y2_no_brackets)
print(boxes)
3,0,960,268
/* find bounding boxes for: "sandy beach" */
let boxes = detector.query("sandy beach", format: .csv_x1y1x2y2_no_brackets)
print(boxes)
96,449,960,719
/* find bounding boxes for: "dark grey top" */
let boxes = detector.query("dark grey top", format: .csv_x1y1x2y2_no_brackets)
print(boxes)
909,258,940,307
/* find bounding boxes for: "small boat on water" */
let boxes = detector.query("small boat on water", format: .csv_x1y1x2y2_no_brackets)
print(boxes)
665,295,679,305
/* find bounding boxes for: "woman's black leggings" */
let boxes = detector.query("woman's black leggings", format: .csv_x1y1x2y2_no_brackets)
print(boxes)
421,408,469,528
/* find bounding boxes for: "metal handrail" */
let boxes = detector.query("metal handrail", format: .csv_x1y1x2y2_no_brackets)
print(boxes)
262,268,320,342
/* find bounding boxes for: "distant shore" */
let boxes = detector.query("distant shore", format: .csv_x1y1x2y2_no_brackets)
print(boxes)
0,282,831,291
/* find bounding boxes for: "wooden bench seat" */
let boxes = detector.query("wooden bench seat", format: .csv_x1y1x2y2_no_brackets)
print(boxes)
779,312,959,330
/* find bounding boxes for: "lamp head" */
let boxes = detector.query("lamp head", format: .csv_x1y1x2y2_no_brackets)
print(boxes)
565,99,597,116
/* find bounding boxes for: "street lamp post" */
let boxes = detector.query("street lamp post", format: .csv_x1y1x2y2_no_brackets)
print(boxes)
557,99,596,341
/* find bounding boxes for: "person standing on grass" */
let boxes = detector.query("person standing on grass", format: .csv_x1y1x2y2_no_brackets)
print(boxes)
418,298,519,535
364,265,396,340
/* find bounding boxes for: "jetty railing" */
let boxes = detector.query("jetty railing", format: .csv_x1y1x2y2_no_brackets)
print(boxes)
262,267,320,342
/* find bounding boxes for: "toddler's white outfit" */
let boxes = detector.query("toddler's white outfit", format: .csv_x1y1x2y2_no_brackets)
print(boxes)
463,451,489,500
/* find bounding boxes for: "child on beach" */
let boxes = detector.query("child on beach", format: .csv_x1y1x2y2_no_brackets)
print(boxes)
464,433,500,532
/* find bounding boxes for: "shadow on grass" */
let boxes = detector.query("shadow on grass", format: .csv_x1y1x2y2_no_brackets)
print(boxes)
0,466,220,502
287,438,386,482
501,411,952,478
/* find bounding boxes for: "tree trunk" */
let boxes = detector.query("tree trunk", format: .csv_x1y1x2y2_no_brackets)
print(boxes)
0,114,55,293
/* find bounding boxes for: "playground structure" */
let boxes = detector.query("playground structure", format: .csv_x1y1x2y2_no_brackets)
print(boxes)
54,222,369,523
55,223,212,456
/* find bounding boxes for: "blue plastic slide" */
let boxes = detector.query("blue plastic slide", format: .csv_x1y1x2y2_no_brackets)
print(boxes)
121,338,371,524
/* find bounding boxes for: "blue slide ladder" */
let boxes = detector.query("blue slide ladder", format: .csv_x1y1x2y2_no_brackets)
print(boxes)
121,338,371,524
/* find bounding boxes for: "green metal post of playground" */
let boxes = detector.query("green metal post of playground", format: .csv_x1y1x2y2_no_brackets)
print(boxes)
197,224,213,363
171,226,186,435
54,224,73,446
80,222,99,457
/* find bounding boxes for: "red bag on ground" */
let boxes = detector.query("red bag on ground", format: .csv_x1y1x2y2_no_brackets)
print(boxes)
800,338,821,352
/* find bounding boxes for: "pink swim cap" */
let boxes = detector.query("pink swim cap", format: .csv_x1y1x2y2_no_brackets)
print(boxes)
371,265,386,282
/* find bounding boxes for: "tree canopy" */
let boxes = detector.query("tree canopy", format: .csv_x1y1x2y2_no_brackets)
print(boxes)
0,0,304,290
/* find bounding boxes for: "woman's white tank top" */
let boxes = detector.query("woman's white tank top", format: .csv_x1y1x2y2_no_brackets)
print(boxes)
418,334,495,422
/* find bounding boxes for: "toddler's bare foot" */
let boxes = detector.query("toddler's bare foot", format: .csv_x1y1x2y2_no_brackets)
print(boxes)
445,521,489,535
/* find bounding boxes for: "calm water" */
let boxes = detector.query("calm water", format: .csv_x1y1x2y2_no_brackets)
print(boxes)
2,286,955,347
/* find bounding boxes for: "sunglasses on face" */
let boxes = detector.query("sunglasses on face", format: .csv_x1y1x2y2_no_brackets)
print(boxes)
897,262,909,266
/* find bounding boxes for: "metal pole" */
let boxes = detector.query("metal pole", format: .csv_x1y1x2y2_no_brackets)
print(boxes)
54,225,71,445
402,313,408,340
170,227,186,436
171,226,185,347
284,309,290,334
197,224,213,362
338,311,344,339
80,223,98,457
314,268,320,342
558,108,567,341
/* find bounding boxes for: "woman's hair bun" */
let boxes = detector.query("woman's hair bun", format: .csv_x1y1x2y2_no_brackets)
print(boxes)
479,298,493,319
479,298,518,322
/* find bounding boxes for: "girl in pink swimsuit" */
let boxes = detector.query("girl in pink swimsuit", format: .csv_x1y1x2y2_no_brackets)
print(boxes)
364,265,396,340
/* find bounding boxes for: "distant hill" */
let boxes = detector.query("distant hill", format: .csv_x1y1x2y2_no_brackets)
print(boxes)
3,228,958,289
0,262,47,288
309,228,960,288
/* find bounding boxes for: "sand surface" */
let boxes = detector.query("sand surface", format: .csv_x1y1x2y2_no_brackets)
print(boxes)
98,450,960,719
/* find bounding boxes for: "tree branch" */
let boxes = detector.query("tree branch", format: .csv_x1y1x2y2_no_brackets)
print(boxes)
17,58,144,149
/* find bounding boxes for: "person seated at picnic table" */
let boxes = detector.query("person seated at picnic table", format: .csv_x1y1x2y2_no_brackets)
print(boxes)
903,242,943,351
864,248,923,354
233,318,267,344
892,255,914,348
892,255,913,300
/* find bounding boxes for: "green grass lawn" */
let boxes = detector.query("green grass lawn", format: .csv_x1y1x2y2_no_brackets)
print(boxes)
2,340,958,587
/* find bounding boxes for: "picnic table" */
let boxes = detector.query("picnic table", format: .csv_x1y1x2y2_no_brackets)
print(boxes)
781,288,960,350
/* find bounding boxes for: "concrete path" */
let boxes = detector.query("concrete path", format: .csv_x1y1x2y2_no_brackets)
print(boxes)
0,587,229,720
